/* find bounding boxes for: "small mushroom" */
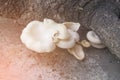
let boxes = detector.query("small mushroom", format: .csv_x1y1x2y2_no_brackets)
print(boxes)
87,31,101,44
86,31,105,49
67,44,85,60
80,40,91,48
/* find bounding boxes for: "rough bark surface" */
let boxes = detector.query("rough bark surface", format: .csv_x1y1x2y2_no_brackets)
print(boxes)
0,0,120,58
79,0,120,58
0,0,92,23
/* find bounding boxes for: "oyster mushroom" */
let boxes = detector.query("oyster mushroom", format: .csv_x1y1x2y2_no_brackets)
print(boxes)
86,31,105,48
20,19,69,53
67,44,85,60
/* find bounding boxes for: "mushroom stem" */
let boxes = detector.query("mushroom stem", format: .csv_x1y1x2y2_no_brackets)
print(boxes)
90,42,106,49
77,40,91,48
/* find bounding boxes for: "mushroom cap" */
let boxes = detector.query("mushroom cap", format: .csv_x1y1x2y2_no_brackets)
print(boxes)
63,22,80,32
20,20,56,53
67,44,85,60
87,31,102,44
56,29,80,49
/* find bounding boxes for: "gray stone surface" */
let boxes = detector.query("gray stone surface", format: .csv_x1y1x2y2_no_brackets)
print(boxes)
0,17,120,80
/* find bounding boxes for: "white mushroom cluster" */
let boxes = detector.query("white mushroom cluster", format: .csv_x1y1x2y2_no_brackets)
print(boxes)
20,19,85,60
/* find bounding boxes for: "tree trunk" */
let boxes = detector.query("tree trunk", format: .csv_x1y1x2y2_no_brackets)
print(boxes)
0,0,120,58
79,0,120,58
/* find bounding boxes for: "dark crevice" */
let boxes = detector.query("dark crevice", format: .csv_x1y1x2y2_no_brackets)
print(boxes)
82,0,93,8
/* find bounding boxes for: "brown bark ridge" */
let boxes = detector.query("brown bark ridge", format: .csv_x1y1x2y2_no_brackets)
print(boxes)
0,0,120,58
0,0,92,23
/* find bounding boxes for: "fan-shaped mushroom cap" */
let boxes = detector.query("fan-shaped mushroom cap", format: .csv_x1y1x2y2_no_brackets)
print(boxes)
87,31,102,44
63,22,80,31
67,44,85,60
